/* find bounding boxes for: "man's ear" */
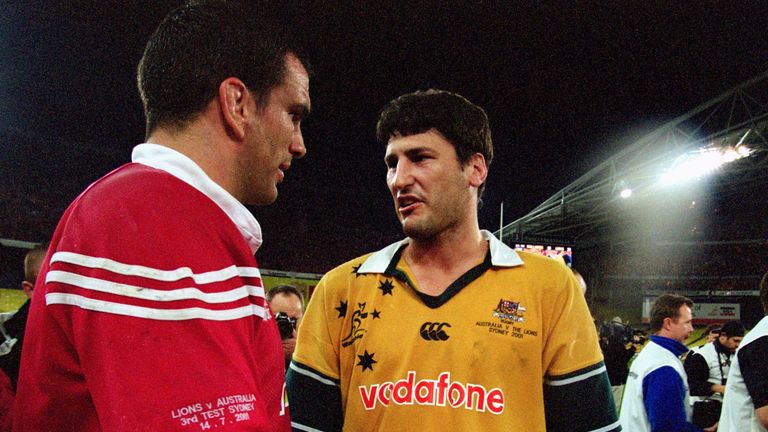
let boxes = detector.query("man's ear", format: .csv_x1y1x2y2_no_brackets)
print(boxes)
662,317,672,331
21,280,34,299
466,153,488,187
218,77,250,141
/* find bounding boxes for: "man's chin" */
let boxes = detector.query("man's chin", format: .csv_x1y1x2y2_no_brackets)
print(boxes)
244,189,278,206
402,221,438,240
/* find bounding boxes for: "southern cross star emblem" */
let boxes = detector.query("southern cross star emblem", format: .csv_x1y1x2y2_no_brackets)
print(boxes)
357,350,377,372
335,300,348,318
351,264,367,278
378,279,394,296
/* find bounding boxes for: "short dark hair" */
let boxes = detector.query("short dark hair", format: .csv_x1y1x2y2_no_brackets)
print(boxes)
760,270,768,314
137,0,309,136
650,293,693,332
719,321,745,338
376,89,494,206
24,242,49,284
266,284,303,305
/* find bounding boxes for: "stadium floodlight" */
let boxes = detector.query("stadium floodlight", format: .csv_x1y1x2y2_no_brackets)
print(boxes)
619,188,633,199
659,143,752,186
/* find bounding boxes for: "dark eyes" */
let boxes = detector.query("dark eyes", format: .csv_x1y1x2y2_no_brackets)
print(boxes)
385,153,430,169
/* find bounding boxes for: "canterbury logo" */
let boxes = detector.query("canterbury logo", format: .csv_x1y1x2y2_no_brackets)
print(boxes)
420,322,451,341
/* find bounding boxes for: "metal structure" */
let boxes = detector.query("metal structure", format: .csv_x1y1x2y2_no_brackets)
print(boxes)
496,70,768,247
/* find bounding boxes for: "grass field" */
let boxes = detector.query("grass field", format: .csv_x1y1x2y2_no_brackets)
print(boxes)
0,288,27,313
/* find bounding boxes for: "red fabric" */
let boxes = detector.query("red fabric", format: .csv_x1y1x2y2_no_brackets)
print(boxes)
14,164,288,431
0,369,13,432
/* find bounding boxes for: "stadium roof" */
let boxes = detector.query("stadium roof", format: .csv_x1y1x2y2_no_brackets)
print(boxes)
496,69,768,247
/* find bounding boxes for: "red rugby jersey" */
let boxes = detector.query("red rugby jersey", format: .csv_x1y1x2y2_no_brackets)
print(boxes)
14,147,288,431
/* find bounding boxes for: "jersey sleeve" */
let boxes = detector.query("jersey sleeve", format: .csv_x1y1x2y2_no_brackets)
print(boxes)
287,271,344,432
643,366,703,432
738,335,768,409
14,170,287,431
542,267,619,431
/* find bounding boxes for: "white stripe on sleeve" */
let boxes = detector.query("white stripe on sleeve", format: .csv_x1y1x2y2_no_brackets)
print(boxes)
45,293,267,321
46,270,265,303
544,365,607,386
50,251,261,283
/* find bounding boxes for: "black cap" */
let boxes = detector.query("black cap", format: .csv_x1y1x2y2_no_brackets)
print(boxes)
720,321,745,337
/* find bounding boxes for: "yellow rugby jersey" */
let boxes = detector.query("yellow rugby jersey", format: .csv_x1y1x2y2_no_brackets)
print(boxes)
287,231,618,431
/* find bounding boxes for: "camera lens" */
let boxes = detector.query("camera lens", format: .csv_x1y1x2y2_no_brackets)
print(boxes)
275,312,296,340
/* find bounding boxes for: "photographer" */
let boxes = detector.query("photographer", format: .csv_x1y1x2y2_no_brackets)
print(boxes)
267,285,305,369
599,317,637,409
685,320,745,429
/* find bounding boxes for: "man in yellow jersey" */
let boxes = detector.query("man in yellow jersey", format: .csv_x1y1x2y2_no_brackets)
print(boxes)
287,89,618,431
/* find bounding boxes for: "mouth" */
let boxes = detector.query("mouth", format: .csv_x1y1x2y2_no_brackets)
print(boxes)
396,194,421,216
277,162,291,182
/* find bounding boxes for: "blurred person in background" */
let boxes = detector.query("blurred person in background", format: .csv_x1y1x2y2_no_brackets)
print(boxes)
620,293,714,431
599,316,636,411
267,285,304,369
685,320,744,429
0,242,47,390
719,271,768,431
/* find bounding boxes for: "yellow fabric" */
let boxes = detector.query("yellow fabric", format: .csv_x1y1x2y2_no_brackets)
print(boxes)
293,248,603,431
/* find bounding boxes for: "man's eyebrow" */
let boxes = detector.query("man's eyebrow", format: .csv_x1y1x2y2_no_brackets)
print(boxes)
291,103,311,117
384,146,432,164
404,146,431,157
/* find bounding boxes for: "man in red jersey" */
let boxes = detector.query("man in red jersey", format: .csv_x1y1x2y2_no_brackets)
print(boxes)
13,2,310,431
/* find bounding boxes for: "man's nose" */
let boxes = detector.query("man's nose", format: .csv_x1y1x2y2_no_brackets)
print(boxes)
389,160,414,189
291,132,306,159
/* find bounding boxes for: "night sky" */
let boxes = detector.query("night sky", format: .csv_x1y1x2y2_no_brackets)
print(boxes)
2,2,768,272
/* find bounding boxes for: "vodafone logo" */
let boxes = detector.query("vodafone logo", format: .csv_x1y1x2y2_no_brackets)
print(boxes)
358,371,504,415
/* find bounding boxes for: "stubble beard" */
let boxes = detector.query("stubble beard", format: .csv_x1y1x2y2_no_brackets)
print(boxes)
243,133,280,206
401,211,459,243
402,218,436,241
400,194,467,242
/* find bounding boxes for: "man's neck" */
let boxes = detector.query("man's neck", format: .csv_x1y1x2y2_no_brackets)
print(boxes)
146,120,237,199
405,223,484,267
402,222,487,296
650,334,688,357
713,339,731,357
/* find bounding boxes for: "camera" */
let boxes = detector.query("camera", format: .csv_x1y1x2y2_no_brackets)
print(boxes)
275,312,297,340
631,330,647,345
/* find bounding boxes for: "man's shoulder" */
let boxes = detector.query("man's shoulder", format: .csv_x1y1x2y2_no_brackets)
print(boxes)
741,316,768,348
53,162,248,267
502,251,576,298
632,348,679,379
510,251,572,278
322,253,375,281
68,163,218,224
515,250,556,265
635,341,664,362
738,332,768,364
697,341,717,356
79,162,191,201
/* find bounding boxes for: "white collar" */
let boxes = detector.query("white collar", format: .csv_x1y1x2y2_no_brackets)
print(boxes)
132,143,263,253
357,229,523,274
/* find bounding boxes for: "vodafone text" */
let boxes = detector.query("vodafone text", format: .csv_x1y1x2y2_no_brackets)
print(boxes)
358,372,504,414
